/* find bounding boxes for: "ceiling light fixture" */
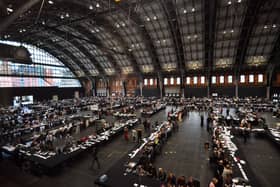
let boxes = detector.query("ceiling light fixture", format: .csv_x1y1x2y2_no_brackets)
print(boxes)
146,17,150,21
153,16,157,20
48,0,54,5
60,15,64,19
96,3,100,8
89,5,93,10
237,0,242,3
264,25,268,29
7,7,13,13
183,9,187,14
228,1,232,5
65,13,69,17
231,29,234,33
272,24,277,28
191,7,195,12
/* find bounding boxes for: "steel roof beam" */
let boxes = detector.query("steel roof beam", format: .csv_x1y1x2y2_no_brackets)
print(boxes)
160,0,185,76
72,24,122,74
93,17,142,77
234,0,264,76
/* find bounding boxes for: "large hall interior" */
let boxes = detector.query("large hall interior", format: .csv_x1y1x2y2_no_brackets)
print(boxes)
0,0,280,187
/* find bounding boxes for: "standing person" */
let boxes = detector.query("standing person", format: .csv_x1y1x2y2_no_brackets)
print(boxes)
209,177,218,187
201,114,204,127
226,107,230,116
124,127,129,141
207,115,212,133
137,128,142,144
132,129,137,142
90,146,100,169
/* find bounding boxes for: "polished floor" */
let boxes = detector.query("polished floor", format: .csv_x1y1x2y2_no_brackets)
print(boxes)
0,107,279,187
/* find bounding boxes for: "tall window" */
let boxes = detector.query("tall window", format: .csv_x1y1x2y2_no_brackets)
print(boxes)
186,77,190,85
249,74,254,83
149,78,153,85
176,77,181,85
212,76,216,84
220,76,224,84
228,75,233,83
201,76,205,84
193,76,198,84
144,79,148,85
170,77,174,85
258,74,263,83
164,78,168,85
240,75,245,83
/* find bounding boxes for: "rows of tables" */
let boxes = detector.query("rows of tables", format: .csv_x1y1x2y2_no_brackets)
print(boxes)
95,121,173,187
141,103,166,117
14,118,139,171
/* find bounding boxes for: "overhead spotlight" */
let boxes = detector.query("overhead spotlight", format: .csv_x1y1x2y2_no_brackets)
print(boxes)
146,17,150,21
194,34,198,38
115,0,121,2
231,29,234,33
121,22,125,27
228,1,232,5
264,25,268,29
7,7,13,13
116,23,120,28
65,13,69,17
272,24,277,28
187,36,191,39
237,0,242,3
153,16,157,20
183,9,187,14
42,21,46,25
60,15,64,19
48,0,54,5
96,3,100,8
89,5,93,10
191,7,195,12
223,30,227,34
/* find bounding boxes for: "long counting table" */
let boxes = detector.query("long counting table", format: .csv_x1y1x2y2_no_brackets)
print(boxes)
95,121,172,187
16,119,139,170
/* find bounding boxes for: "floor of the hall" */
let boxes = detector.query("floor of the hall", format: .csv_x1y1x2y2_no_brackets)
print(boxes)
0,107,279,187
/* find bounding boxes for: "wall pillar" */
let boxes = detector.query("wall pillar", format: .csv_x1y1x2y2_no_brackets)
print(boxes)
266,86,270,100
235,79,239,98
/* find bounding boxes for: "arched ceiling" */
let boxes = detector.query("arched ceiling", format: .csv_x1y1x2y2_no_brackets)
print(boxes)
0,0,279,79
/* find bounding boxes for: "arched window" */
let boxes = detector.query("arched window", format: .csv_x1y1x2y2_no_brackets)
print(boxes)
0,41,81,87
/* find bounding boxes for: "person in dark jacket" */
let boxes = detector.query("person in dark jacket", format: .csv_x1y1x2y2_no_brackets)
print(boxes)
90,146,100,169
201,114,204,127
